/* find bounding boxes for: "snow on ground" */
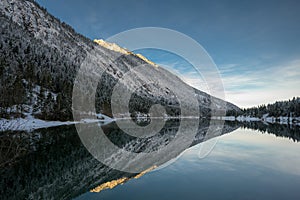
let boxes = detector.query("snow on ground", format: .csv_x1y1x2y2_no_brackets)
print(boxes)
236,116,261,122
0,113,114,132
212,115,300,126
212,116,260,121
0,117,76,131
2,111,299,132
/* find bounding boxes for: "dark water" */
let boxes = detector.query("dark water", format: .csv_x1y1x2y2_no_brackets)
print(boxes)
1,120,300,200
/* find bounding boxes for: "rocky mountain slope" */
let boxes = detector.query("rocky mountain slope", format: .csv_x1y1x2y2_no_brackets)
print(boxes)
0,0,240,122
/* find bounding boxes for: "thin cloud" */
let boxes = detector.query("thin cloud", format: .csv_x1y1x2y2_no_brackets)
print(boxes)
159,58,300,107
221,59,300,107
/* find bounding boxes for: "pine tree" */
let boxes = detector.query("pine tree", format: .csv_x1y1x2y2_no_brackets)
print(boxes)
12,75,26,114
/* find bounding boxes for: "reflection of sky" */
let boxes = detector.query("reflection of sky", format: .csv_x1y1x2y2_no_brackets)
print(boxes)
184,128,300,176
76,128,300,200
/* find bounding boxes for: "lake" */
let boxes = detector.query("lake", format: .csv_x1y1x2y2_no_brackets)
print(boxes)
1,120,300,200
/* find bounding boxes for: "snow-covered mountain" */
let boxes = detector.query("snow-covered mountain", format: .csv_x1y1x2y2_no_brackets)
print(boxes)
0,0,240,122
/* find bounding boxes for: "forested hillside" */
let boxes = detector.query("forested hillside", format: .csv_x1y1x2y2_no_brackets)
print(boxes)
0,0,240,123
226,97,300,119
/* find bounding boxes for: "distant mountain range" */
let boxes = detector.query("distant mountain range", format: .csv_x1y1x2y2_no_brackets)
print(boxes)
0,0,239,122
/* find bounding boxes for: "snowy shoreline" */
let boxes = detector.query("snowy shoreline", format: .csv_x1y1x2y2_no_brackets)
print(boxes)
0,114,200,132
212,115,300,126
2,114,300,132
0,114,114,132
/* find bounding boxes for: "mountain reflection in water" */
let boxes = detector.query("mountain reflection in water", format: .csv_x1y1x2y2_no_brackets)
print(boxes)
0,119,299,200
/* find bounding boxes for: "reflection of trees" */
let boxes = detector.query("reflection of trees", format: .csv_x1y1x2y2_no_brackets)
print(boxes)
240,121,300,142
190,120,240,146
0,132,28,168
1,126,133,200
0,120,239,199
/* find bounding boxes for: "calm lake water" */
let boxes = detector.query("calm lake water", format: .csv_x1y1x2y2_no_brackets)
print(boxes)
1,120,300,200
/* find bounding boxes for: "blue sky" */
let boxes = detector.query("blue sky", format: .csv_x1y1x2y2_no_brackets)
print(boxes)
36,0,300,107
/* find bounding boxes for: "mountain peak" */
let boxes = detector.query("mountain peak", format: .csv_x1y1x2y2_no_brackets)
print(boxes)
94,39,131,55
94,39,158,67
